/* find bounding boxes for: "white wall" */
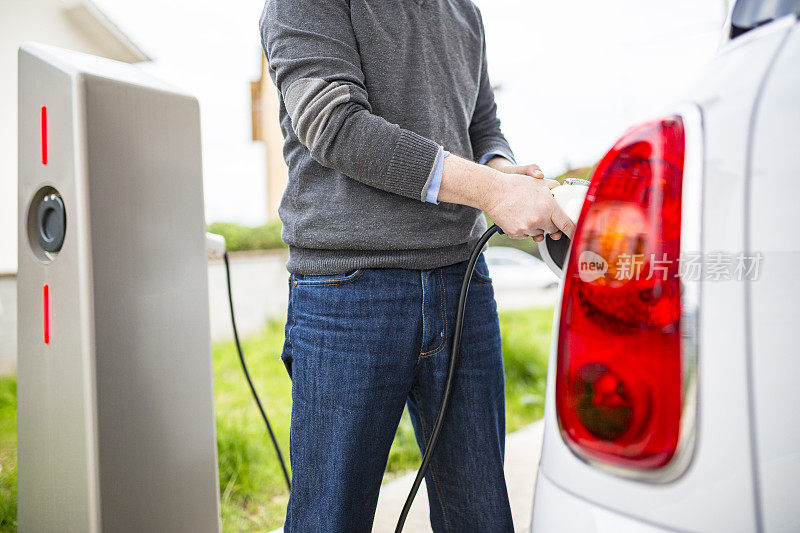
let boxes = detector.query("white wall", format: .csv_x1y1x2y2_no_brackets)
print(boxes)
0,0,142,274
207,252,289,343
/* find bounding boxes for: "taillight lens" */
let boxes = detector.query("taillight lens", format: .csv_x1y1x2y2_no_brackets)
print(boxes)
556,117,686,471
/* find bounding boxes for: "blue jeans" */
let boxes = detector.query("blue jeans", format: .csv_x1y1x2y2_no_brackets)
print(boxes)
281,255,513,532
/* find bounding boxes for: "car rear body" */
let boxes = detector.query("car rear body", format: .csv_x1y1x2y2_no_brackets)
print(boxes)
532,3,800,531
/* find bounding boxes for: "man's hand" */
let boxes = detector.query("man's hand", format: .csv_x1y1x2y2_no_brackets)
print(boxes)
483,173,576,242
483,157,567,241
437,155,576,242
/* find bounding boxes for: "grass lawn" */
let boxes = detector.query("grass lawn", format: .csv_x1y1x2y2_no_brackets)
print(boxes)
0,307,553,532
0,378,16,532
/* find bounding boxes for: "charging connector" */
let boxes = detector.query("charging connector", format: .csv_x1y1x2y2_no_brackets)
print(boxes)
205,232,227,261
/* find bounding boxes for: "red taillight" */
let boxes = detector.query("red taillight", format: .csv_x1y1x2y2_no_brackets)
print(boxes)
556,117,685,471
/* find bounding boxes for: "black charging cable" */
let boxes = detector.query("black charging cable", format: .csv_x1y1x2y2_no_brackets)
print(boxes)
223,251,292,492
395,224,501,532
223,222,499,516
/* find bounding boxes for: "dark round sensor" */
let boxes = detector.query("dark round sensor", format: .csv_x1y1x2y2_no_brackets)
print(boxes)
37,193,66,253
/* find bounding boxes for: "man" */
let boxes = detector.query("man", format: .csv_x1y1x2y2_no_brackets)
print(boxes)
260,1,574,531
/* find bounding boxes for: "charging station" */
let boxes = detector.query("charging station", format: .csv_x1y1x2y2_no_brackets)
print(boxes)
17,43,221,532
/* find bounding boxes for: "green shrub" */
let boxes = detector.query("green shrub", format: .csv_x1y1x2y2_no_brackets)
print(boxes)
207,221,286,252
554,166,593,183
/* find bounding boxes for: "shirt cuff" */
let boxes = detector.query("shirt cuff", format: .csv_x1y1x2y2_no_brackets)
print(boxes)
423,150,449,204
479,150,516,166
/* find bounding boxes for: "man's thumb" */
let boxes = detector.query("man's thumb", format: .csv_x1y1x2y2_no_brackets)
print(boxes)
528,165,545,179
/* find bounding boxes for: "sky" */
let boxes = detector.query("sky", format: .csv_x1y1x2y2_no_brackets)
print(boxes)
94,0,728,226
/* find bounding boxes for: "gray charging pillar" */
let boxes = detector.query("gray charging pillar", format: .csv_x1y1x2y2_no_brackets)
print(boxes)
17,43,221,532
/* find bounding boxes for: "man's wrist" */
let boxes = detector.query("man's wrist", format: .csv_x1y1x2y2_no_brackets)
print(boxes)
479,169,505,214
439,154,504,211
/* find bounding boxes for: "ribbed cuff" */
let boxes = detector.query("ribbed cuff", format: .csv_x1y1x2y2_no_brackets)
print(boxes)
383,129,441,200
473,137,515,165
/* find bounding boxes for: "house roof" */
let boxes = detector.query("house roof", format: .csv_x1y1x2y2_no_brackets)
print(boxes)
62,0,151,63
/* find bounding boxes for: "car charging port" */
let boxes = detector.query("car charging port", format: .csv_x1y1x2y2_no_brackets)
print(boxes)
37,192,66,253
26,186,66,263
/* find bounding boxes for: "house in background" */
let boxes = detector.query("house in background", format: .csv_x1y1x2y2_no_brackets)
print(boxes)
0,0,150,374
251,52,289,221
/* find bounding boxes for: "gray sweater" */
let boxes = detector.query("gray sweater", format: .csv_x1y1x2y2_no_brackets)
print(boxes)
260,0,513,274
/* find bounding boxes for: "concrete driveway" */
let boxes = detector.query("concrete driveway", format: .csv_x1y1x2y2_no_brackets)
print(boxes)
270,420,545,533
372,421,545,533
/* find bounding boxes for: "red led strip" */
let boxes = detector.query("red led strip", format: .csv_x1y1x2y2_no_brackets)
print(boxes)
43,284,50,344
41,106,48,165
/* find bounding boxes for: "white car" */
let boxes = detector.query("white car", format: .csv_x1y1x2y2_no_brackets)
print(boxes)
484,246,559,291
532,1,800,532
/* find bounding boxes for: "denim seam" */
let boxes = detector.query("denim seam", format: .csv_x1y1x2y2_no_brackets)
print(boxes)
293,269,365,286
419,270,447,358
413,386,453,532
419,270,427,358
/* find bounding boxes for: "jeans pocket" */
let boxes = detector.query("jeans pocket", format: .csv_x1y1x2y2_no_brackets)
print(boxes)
472,255,493,284
292,269,365,287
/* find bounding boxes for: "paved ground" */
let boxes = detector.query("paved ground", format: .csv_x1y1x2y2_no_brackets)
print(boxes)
372,420,545,533
271,420,545,533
